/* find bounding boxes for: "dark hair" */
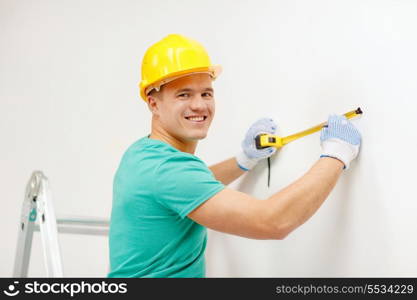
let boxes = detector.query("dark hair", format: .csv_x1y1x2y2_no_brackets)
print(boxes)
147,85,164,98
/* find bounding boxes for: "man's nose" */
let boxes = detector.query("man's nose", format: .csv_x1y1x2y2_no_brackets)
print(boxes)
189,95,206,110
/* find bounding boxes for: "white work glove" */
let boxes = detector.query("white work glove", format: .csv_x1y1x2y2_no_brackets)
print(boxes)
320,114,361,169
236,118,277,171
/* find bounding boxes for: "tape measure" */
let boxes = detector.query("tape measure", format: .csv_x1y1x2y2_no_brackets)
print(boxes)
256,107,363,187
255,107,363,150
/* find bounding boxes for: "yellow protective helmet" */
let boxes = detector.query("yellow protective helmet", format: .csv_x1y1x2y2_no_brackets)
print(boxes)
139,34,222,101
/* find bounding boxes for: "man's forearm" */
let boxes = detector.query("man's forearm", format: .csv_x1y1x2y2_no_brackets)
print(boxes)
209,157,246,185
266,157,344,237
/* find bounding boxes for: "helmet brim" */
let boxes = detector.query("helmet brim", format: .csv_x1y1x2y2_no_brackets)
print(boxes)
141,64,222,101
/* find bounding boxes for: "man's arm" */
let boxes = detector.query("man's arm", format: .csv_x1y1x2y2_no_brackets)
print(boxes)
189,157,343,240
209,157,246,185
189,115,361,240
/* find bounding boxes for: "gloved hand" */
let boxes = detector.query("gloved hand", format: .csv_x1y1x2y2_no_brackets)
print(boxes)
236,118,277,171
320,114,361,169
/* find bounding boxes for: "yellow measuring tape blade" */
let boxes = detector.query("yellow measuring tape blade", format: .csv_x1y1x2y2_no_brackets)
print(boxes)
281,107,362,146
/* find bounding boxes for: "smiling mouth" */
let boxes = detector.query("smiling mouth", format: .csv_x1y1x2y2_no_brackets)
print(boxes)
185,116,207,122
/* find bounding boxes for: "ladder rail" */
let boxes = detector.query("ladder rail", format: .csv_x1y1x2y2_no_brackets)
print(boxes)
13,172,39,277
37,176,64,277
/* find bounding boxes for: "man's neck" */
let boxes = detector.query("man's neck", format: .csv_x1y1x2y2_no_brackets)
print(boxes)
149,130,197,154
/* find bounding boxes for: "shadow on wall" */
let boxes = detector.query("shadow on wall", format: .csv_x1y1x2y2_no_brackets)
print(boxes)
318,152,394,276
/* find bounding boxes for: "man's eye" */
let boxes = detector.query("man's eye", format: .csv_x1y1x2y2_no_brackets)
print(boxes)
202,92,213,98
178,93,189,98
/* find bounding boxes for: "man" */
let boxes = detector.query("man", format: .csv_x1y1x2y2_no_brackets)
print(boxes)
108,34,361,278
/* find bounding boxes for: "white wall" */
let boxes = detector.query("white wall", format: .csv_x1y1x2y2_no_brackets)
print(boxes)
1,0,416,277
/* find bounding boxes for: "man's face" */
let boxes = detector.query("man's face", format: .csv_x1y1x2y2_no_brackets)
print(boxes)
149,73,215,142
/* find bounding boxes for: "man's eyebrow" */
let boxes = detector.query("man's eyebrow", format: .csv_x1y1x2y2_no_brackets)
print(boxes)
175,87,214,93
175,88,193,93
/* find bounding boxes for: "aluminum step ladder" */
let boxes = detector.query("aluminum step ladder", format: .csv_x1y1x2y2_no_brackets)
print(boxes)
13,171,110,277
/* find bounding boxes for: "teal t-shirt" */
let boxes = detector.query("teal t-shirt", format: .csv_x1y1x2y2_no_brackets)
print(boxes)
108,136,225,278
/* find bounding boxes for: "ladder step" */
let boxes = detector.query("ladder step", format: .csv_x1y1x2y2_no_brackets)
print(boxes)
34,216,110,236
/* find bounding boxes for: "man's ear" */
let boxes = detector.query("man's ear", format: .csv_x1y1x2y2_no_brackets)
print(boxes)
147,96,159,114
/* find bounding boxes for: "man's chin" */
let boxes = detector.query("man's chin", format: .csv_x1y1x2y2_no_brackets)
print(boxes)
186,131,208,141
188,134,207,141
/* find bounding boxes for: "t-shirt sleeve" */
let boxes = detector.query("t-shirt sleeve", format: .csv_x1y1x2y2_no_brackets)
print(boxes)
153,154,225,219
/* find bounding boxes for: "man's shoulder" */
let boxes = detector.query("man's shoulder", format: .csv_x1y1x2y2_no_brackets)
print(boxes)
124,136,176,158
115,137,179,182
121,136,203,168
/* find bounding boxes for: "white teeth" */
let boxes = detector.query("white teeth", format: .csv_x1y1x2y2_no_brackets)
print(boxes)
187,116,205,121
